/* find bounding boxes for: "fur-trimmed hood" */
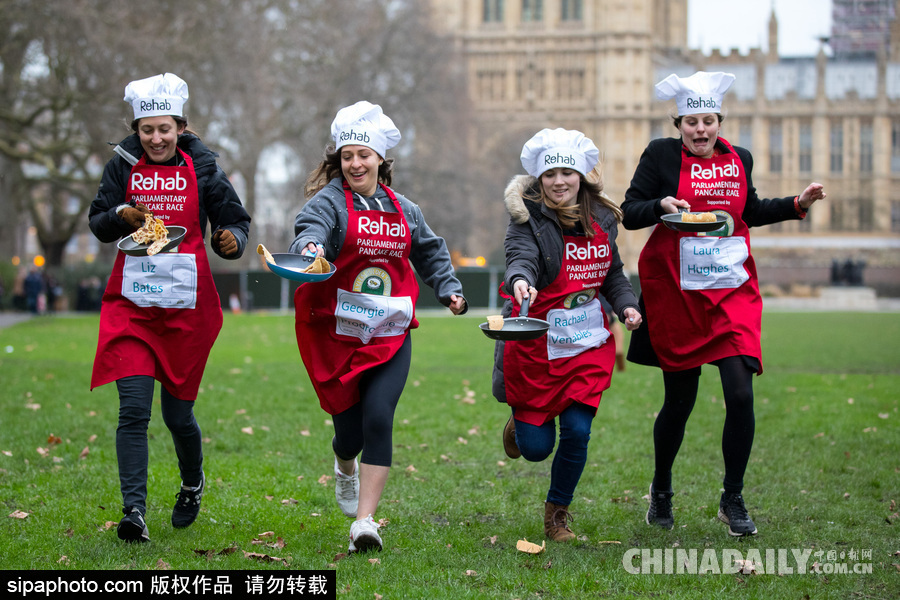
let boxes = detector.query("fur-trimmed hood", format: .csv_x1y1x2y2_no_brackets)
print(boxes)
503,174,617,226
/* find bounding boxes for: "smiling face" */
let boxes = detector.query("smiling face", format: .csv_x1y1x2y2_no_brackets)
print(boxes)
678,113,721,158
540,167,581,208
340,145,382,197
137,116,185,163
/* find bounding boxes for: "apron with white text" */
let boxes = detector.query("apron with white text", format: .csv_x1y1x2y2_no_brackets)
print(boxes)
504,223,615,426
91,149,223,400
294,182,419,415
637,138,762,373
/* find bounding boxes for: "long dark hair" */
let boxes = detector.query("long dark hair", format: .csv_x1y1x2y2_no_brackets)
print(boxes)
523,164,622,238
304,145,394,199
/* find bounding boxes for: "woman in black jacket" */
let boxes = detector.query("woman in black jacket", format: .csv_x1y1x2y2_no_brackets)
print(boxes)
622,71,825,537
493,128,641,541
88,73,250,543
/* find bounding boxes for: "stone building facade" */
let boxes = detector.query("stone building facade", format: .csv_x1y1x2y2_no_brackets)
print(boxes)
429,0,900,294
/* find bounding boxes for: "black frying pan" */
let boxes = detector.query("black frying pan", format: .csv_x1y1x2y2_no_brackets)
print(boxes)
660,207,728,232
479,295,550,341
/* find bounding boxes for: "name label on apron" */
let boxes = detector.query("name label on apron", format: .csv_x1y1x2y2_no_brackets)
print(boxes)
334,288,413,344
546,298,609,360
122,254,198,309
679,237,749,290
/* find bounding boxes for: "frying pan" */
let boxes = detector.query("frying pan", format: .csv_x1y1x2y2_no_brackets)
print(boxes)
265,252,336,283
660,208,728,233
479,295,550,341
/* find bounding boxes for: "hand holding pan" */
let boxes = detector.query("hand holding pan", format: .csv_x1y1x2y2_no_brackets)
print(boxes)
479,295,550,341
661,207,727,233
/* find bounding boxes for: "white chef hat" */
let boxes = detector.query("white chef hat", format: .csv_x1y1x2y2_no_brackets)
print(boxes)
331,101,401,157
654,71,736,116
520,128,600,178
123,73,189,120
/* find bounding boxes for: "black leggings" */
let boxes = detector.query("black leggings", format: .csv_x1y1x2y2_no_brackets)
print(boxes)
651,356,755,494
331,334,412,467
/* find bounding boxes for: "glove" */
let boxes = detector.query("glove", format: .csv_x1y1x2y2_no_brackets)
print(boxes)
212,229,237,256
121,204,151,229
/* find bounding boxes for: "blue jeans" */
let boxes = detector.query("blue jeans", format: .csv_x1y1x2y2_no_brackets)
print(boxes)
116,375,203,513
514,402,595,506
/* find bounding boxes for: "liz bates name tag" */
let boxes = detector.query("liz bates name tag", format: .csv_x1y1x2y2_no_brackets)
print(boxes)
122,254,197,309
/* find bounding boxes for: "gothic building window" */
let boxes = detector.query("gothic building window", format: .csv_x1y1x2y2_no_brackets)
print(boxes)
739,121,753,154
892,120,900,172
830,121,844,173
522,0,542,21
798,121,813,173
484,0,503,23
769,121,783,173
561,0,583,20
555,69,585,100
859,121,873,173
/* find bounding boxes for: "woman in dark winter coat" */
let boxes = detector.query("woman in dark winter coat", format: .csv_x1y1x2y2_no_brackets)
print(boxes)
493,128,641,542
88,73,250,543
623,71,825,537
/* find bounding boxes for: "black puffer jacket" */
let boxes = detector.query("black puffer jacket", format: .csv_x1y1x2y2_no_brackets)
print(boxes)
88,133,251,259
492,175,639,402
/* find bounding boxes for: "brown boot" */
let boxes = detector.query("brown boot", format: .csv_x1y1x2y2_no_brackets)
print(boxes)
544,502,576,542
503,415,520,459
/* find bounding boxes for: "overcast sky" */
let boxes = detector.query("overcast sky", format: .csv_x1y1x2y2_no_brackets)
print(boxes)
689,0,834,57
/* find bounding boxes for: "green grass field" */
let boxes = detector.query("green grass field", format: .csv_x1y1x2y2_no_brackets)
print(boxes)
0,311,897,599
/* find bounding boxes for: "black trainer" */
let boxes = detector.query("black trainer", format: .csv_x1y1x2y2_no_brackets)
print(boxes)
646,485,675,530
172,472,205,529
117,507,150,543
718,491,757,536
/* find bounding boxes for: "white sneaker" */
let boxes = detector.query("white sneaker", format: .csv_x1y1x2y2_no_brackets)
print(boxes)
334,456,359,518
348,514,382,553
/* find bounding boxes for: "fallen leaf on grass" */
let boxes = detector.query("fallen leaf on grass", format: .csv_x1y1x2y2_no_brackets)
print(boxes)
406,465,417,473
734,559,758,574
57,556,69,565
243,550,284,564
457,437,468,445
2,451,12,457
257,531,275,538
88,434,97,443
79,447,90,460
597,540,622,544
25,403,41,411
9,510,29,519
300,430,311,436
103,521,116,530
368,558,381,564
47,434,62,445
488,536,498,545
156,559,171,570
465,570,477,576
281,498,299,505
241,427,254,435
516,539,545,554
377,518,389,528
318,474,332,486
36,447,49,457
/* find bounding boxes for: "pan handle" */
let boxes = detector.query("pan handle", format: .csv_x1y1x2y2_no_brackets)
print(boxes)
521,294,530,318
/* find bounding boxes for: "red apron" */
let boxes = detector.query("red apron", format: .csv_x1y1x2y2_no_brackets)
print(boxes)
637,138,762,373
90,149,223,400
294,182,419,415
504,223,616,426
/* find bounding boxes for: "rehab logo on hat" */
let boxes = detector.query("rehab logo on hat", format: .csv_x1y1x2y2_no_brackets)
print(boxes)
654,71,736,116
520,128,600,178
124,73,189,120
331,101,401,158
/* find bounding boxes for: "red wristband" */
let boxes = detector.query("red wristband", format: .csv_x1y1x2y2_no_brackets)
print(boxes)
794,196,807,219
